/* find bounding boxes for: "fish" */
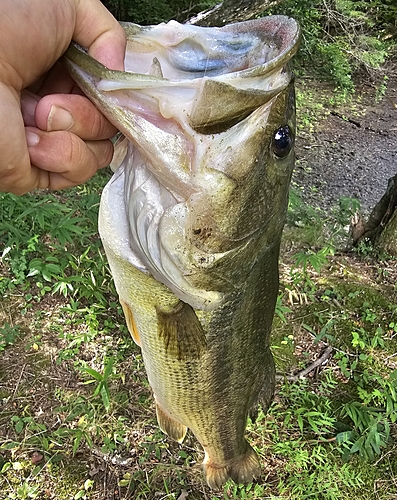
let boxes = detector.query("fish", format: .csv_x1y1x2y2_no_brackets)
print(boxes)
63,16,300,488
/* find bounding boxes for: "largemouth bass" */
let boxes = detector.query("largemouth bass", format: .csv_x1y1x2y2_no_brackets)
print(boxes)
64,17,300,488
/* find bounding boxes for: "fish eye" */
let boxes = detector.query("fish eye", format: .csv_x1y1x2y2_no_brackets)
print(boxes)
272,125,293,158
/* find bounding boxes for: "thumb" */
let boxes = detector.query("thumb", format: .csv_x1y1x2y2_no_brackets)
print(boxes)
72,0,126,70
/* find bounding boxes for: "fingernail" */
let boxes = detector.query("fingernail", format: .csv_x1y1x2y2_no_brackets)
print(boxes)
26,130,40,147
47,105,74,131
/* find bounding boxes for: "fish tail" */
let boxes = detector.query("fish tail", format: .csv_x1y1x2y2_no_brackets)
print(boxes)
203,444,261,489
156,403,187,443
229,445,261,486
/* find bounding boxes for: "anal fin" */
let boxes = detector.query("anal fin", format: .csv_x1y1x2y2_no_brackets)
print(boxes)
120,300,141,347
156,403,187,443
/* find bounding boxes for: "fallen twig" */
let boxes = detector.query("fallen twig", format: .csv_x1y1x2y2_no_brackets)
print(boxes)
276,346,333,382
11,363,27,401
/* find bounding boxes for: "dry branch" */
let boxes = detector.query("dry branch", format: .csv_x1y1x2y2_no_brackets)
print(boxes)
187,0,286,26
276,346,333,383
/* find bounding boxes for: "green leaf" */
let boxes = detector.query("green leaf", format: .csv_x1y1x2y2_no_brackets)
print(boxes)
297,414,304,433
46,263,61,274
1,462,11,473
72,430,83,455
15,419,24,434
118,479,131,487
101,384,111,412
302,323,316,335
350,436,365,454
336,430,356,444
84,479,94,490
81,367,103,381
103,357,114,380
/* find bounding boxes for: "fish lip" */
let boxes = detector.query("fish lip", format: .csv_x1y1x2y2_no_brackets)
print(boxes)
213,16,301,80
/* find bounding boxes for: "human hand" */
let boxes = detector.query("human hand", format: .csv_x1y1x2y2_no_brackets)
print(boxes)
0,0,126,195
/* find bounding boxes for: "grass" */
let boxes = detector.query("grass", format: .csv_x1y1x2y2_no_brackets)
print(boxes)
1,138,397,498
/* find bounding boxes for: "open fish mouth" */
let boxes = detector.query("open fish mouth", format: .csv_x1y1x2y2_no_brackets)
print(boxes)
64,16,300,489
66,17,300,134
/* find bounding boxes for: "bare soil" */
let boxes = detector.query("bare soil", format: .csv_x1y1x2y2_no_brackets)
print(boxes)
293,76,397,213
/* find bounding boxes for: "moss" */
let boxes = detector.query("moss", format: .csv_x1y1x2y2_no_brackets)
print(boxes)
339,456,397,499
0,456,93,499
376,210,397,257
46,461,93,498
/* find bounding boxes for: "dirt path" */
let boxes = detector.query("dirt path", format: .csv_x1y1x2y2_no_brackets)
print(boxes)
293,77,397,213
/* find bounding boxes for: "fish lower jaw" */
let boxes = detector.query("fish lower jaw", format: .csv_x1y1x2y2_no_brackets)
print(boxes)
203,444,261,489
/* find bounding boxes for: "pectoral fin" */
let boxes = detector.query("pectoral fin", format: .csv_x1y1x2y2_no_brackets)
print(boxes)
156,301,206,360
120,300,141,347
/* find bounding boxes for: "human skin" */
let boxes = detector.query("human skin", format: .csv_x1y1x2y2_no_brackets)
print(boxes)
0,0,126,195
